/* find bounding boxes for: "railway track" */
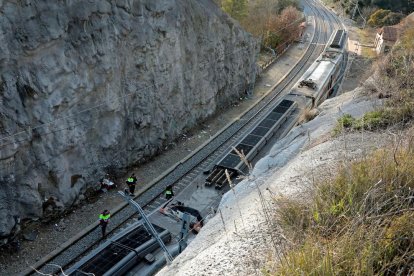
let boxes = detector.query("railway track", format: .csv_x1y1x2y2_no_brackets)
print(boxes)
23,1,344,275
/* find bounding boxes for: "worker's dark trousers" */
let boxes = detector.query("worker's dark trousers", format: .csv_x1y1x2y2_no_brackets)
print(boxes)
100,221,108,237
128,184,136,195
166,193,173,200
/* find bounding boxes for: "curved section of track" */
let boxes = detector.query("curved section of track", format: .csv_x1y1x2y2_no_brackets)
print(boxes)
23,1,343,275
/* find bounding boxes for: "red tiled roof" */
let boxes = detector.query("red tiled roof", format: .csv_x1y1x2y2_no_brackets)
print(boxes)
378,26,398,41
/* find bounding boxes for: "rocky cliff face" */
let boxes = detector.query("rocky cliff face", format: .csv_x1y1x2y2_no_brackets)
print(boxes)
0,0,258,240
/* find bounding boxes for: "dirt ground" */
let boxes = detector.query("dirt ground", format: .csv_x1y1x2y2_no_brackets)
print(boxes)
0,17,376,275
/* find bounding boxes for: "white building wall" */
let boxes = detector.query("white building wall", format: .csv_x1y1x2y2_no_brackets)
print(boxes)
375,33,385,54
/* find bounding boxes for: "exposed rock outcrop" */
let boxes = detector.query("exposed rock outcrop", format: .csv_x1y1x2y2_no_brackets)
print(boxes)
0,0,258,240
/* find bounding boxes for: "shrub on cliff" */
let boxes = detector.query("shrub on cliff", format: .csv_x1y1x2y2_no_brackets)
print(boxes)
269,22,414,275
329,0,414,16
221,0,248,21
367,9,403,26
334,25,414,135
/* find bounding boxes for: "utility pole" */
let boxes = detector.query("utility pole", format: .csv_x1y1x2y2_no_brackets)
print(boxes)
351,0,366,29
118,191,174,263
351,0,358,20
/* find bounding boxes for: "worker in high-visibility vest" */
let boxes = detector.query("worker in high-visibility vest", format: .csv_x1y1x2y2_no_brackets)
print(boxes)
126,173,137,195
165,185,174,200
99,210,111,237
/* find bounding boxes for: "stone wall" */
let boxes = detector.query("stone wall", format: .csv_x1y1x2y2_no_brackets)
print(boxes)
0,0,258,240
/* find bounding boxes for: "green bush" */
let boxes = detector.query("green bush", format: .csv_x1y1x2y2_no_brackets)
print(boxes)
276,239,335,275
333,114,355,135
263,32,282,49
333,110,390,135
358,110,390,130
368,9,390,26
221,0,248,21
335,0,414,16
337,113,354,128
274,197,311,240
367,9,403,26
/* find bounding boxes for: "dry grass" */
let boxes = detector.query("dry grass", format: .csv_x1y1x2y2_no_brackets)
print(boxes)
267,27,414,275
335,30,414,135
271,142,414,275
299,108,319,124
355,27,378,59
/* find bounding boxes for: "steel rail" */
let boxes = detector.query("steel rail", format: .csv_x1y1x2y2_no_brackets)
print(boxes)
25,3,325,274
22,1,338,274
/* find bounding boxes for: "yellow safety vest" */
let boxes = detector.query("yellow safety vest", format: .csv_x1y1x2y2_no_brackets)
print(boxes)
99,213,110,221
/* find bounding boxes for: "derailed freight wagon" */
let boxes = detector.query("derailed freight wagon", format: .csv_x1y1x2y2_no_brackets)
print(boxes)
205,30,347,189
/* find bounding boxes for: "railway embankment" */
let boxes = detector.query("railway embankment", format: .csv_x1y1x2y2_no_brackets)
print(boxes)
156,83,384,275
158,18,414,275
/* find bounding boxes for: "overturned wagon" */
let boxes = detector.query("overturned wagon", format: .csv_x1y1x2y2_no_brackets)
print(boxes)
65,223,171,276
205,99,296,189
205,29,348,190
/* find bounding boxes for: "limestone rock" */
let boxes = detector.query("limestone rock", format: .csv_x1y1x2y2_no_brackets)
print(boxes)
0,0,258,240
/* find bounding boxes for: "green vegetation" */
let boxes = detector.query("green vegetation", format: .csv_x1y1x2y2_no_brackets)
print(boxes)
334,104,414,134
324,0,412,25
334,24,414,135
330,0,414,16
220,0,248,21
274,146,414,275
333,110,392,134
367,9,404,27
